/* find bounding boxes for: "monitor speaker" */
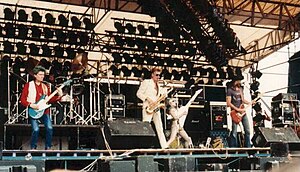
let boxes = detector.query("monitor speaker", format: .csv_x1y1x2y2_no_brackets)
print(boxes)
252,127,300,147
0,108,6,142
99,160,135,172
96,118,157,149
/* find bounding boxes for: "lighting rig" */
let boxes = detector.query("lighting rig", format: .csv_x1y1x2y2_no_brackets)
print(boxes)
138,0,246,67
249,63,263,100
105,17,244,87
0,3,95,59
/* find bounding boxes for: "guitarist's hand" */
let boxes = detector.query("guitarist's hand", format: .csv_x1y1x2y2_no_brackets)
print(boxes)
250,100,256,105
237,108,246,113
30,104,39,110
181,106,189,115
57,87,63,97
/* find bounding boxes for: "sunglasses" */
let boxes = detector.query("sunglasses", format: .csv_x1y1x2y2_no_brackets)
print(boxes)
155,74,161,76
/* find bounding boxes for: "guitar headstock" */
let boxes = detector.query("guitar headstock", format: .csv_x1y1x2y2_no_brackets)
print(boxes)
62,79,72,86
254,92,263,101
195,89,203,95
167,87,174,93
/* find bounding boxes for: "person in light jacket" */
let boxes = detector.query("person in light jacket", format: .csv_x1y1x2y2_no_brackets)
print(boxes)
136,67,168,149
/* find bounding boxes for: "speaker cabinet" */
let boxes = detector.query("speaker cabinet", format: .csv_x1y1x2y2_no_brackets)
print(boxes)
252,127,300,147
99,160,135,172
97,118,157,149
0,107,7,142
271,100,299,126
136,156,158,172
270,142,289,157
160,157,195,172
0,141,2,160
21,136,68,150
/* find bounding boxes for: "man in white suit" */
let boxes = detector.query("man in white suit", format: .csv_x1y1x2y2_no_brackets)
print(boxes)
136,67,167,149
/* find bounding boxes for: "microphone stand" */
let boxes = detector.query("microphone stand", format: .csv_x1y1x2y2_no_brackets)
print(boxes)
7,61,11,123
83,62,106,124
106,61,114,121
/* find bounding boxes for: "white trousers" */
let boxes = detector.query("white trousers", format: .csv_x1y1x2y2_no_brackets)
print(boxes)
142,109,167,149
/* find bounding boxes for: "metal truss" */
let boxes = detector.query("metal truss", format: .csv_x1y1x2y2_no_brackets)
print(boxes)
215,0,300,67
215,0,300,29
41,0,142,13
40,0,300,30
37,0,300,68
229,24,298,67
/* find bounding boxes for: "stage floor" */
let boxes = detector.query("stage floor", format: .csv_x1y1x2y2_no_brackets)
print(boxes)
0,147,294,171
2,124,300,171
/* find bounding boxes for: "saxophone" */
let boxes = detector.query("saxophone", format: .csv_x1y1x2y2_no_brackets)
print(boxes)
145,88,173,115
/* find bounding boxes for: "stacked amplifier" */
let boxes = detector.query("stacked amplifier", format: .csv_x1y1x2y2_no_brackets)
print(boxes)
271,93,299,126
105,94,125,118
209,101,227,130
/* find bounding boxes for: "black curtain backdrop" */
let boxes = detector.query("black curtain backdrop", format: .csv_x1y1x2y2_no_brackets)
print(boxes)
288,51,300,99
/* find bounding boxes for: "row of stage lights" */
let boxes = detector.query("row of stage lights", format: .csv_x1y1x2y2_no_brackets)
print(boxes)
0,6,95,58
5,55,241,81
111,19,229,68
113,35,197,55
109,64,242,81
1,54,243,89
110,20,199,56
111,52,193,68
2,41,85,59
114,21,160,36
0,23,90,45
3,8,95,30
2,55,78,78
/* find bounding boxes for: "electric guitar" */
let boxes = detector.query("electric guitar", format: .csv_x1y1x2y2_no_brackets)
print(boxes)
178,89,203,127
230,94,261,124
28,79,72,119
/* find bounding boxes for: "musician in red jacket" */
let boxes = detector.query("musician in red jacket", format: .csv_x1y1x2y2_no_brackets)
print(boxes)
226,76,252,147
20,66,62,150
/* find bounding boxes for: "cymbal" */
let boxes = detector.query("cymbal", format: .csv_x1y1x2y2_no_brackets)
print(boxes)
25,57,39,75
10,72,27,83
71,52,88,74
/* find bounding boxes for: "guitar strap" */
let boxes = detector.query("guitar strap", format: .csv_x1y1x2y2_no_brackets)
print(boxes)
42,83,48,95
238,88,243,108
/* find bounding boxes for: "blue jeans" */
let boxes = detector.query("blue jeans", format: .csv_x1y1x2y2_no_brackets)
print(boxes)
230,114,251,147
30,114,53,149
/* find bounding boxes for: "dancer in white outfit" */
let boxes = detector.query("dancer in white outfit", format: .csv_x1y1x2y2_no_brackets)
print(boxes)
165,89,201,148
166,97,193,148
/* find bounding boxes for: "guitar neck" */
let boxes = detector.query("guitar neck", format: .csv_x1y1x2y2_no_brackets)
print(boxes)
185,89,202,108
243,96,261,110
44,84,64,103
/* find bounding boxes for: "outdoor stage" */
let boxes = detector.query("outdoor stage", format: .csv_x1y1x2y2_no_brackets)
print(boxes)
2,123,300,171
1,147,287,171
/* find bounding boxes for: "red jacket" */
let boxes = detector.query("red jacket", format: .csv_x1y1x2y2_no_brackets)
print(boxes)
20,81,61,115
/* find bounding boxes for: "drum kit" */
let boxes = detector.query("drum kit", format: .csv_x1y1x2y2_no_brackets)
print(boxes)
6,53,104,125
